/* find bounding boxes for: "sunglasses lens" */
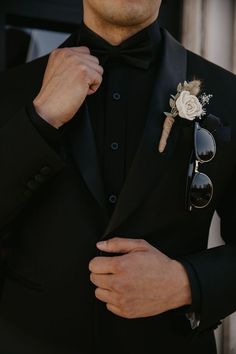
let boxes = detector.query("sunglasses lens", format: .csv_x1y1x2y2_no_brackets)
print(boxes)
190,172,213,208
195,125,216,162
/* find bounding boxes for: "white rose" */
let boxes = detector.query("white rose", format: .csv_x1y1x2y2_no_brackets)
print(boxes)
176,90,203,120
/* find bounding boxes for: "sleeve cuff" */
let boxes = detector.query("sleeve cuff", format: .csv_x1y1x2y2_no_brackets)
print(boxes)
177,257,201,313
176,257,201,329
186,311,201,329
26,101,62,151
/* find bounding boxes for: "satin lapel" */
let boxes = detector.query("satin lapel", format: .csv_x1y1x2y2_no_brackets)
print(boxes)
61,104,108,212
102,30,187,238
59,29,108,214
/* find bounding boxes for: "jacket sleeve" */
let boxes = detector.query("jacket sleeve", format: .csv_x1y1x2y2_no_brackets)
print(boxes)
181,167,236,333
27,102,62,151
0,105,65,235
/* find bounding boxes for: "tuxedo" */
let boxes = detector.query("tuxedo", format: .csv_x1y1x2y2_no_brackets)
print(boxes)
0,23,236,354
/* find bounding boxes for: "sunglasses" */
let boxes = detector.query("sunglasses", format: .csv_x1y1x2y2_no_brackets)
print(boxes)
186,121,216,211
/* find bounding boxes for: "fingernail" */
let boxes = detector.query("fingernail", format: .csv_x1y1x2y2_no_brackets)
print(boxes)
97,241,107,248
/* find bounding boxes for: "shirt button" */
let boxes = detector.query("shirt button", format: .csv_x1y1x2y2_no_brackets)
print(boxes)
110,142,119,151
108,194,117,204
112,92,121,100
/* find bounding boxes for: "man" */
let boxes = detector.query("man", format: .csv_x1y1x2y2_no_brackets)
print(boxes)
0,0,236,353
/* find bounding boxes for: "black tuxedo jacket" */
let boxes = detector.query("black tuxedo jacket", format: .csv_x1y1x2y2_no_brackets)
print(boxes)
0,27,236,354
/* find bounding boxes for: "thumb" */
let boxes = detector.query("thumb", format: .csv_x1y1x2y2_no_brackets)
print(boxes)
96,237,149,254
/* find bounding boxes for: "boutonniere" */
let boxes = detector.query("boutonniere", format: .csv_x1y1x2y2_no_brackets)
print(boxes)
158,80,213,153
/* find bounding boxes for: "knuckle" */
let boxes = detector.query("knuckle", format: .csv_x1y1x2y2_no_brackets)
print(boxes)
51,48,59,56
79,64,88,74
61,47,72,56
112,277,128,293
116,294,126,307
136,239,148,248
124,312,134,319
108,278,116,291
51,48,73,60
79,46,90,53
96,72,103,82
95,287,99,296
95,287,103,300
89,272,94,282
110,279,120,292
116,259,127,273
94,288,100,299
93,75,102,88
112,259,123,272
88,258,96,272
92,56,99,64
54,48,71,59
120,306,132,319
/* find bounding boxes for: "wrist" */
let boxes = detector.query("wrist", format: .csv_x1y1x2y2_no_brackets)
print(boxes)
33,98,63,129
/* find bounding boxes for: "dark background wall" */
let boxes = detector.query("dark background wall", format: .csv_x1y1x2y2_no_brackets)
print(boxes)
0,0,182,70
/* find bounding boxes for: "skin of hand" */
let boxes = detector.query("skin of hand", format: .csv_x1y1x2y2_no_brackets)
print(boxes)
33,46,103,129
89,237,192,319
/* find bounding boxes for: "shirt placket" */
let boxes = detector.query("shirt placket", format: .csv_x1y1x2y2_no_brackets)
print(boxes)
103,64,126,214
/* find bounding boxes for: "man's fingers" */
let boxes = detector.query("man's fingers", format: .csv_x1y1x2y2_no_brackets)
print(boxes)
69,46,91,54
95,288,113,304
77,56,104,75
96,237,149,254
90,273,113,289
69,49,100,64
87,74,103,95
106,303,125,317
89,256,117,274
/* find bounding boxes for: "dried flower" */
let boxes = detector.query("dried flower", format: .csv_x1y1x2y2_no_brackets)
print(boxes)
158,80,212,153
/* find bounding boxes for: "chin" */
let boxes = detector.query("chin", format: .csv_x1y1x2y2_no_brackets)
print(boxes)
84,0,161,27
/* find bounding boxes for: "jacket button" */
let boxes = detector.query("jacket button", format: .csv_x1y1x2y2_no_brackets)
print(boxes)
40,166,51,176
27,180,39,190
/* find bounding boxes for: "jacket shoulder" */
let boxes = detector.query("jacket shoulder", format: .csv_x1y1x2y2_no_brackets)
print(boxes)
187,49,236,87
0,55,49,93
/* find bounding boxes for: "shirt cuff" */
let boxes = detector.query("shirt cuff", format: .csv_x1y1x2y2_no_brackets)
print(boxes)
186,311,201,330
26,102,62,151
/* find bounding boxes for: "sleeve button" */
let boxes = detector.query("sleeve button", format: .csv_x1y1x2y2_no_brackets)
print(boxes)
35,174,46,183
27,180,39,190
40,166,51,176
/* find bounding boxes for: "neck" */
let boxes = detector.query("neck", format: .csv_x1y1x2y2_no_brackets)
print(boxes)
83,13,157,46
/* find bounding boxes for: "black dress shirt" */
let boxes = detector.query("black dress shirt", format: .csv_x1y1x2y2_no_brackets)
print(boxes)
79,21,162,214
28,20,201,319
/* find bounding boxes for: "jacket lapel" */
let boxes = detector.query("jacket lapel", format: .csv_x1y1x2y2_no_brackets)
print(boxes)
59,29,108,214
102,30,187,238
61,104,108,212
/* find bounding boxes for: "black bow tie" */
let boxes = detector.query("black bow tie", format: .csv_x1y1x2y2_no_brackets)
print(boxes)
78,23,155,69
90,36,153,70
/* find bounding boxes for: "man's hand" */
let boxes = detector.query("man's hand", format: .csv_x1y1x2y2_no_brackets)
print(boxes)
89,237,192,319
33,47,103,129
